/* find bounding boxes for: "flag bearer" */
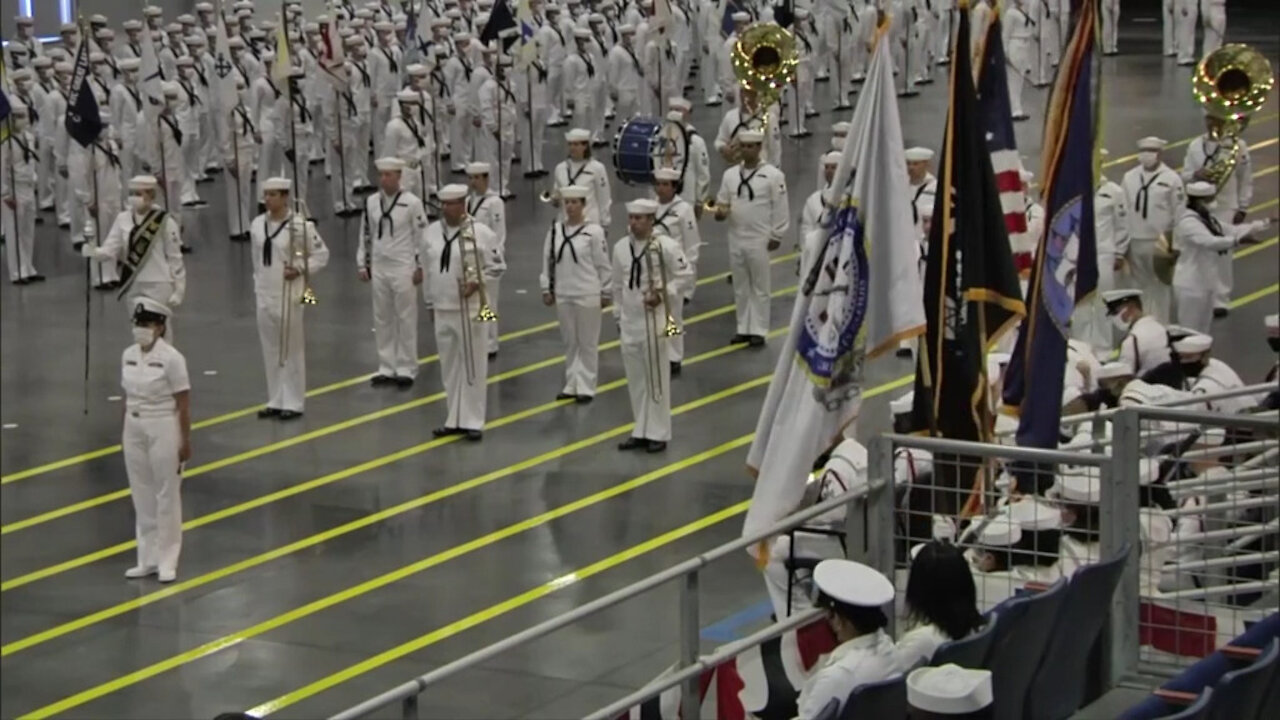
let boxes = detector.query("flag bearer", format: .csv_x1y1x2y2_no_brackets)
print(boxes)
2,103,42,284
360,158,429,388
86,117,125,290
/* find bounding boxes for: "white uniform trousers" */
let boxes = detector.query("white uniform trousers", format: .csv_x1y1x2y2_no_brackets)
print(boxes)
435,308,488,430
1175,283,1215,334
120,141,140,198
373,268,420,378
256,298,307,412
181,134,202,203
68,152,91,245
38,144,56,210
1126,237,1173,324
1162,0,1176,55
449,113,473,171
161,176,184,245
621,335,672,442
284,148,311,208
1212,210,1234,309
311,104,329,163
1202,3,1226,57
353,118,372,187
258,134,286,198
1175,0,1199,63
701,41,722,103
729,243,772,337
556,297,603,396
55,162,70,225
130,280,178,344
764,532,846,619
520,105,550,173
328,134,357,212
548,69,565,122
88,199,122,287
198,112,218,172
1006,39,1032,117
226,159,255,236
486,278,502,354
1101,0,1121,53
123,412,183,574
372,104,392,159
3,193,37,281
668,293,686,363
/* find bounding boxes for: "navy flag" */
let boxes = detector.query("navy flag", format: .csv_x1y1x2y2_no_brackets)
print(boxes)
1002,0,1100,451
480,0,519,52
65,26,104,147
911,5,1025,516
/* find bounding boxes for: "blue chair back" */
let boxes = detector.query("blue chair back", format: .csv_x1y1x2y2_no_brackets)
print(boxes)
1208,638,1279,720
1157,688,1213,719
838,675,907,720
986,578,1070,720
931,613,999,669
1026,544,1133,720
812,697,841,720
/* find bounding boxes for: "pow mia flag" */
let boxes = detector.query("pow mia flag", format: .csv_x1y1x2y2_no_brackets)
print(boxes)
65,28,103,147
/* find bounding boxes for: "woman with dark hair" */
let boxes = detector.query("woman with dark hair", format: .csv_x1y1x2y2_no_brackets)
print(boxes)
894,541,985,672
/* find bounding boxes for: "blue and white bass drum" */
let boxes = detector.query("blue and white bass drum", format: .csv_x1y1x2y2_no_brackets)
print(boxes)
611,116,691,187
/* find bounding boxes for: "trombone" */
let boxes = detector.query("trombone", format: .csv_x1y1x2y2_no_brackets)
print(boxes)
641,236,682,403
456,214,498,385
279,198,317,367
538,185,562,206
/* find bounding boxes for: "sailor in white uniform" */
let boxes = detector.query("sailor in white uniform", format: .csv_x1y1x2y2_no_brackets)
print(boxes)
550,128,612,228
1172,182,1270,332
422,184,506,441
795,560,900,719
384,89,435,202
1121,136,1184,324
360,158,430,388
466,163,507,357
1101,289,1172,378
249,178,331,420
652,168,700,371
1180,115,1255,316
119,297,191,584
540,185,613,401
1074,154,1129,354
2,102,41,285
666,100,712,218
611,198,692,453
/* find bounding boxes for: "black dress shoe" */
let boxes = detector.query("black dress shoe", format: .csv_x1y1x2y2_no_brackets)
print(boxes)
488,350,498,360
524,171,540,179
180,245,194,254
670,361,682,376
12,278,29,286
895,347,914,359
618,437,647,451
58,221,71,229
28,274,45,282
432,426,459,437
748,336,766,347
277,410,303,420
730,334,750,345
95,283,114,291
1213,308,1229,319
646,441,667,453
395,376,415,388
556,392,575,400
465,429,483,441
575,395,593,404
257,407,281,418
371,374,393,386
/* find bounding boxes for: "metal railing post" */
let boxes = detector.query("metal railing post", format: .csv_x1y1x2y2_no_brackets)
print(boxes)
1104,408,1142,685
401,693,419,720
679,570,700,720
864,436,897,635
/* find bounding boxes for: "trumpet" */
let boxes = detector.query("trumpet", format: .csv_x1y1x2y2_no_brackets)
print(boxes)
642,236,681,402
457,215,498,384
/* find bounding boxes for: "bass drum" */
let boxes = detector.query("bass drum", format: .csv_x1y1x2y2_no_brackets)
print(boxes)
611,116,690,186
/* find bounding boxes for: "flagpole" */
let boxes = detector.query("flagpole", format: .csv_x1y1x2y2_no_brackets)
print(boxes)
495,60,504,197
334,86,349,211
524,70,534,179
78,11,92,416
232,106,245,236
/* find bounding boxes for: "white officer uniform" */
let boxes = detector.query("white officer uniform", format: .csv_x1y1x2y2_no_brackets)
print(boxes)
1201,0,1227,57
653,169,701,363
1121,137,1185,324
553,129,613,227
715,131,790,340
224,77,259,240
2,103,40,284
763,439,863,619
422,184,506,435
120,298,190,583
795,560,899,719
540,186,613,398
84,176,187,316
1172,182,1268,333
1074,166,1129,353
250,181,331,415
1103,289,1172,376
611,199,692,448
714,102,783,168
606,27,645,122
385,90,435,201
1180,130,1252,311
362,159,430,382
466,164,507,355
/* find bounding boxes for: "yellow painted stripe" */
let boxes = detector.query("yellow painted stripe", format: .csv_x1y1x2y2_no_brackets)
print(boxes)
1234,235,1278,259
1250,197,1278,212
0,253,799,486
1230,283,1279,310
0,284,799,538
249,501,754,717
1255,165,1278,179
16,437,756,720
1101,119,1278,166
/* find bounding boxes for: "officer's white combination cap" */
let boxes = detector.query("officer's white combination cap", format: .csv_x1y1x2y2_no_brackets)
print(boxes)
375,157,406,172
133,297,172,319
1186,181,1217,198
437,184,468,201
737,129,764,144
466,162,491,175
263,177,292,191
904,146,935,161
1171,333,1213,354
626,198,659,215
565,128,592,142
560,185,589,200
1101,288,1142,305
813,559,894,607
1137,136,1167,150
908,665,994,714
653,168,681,182
129,175,159,191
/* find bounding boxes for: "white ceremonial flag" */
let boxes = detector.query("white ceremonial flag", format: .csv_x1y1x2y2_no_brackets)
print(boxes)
212,2,239,114
742,25,925,558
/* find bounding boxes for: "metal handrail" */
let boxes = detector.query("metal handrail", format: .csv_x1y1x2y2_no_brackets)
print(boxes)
328,480,883,720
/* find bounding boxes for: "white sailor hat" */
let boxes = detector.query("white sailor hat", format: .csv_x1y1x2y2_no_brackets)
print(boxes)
232,1,253,10
304,22,320,33
1096,361,1134,381
32,56,52,68
261,51,277,63
546,3,563,12
889,391,913,416
589,13,605,22
395,19,408,30
432,16,453,27
978,516,1021,547
908,665,994,715
60,22,78,33
338,28,356,39
196,2,214,11
573,27,592,39
474,12,492,26
731,11,751,21
9,102,28,116
737,129,764,144
1007,496,1061,530
123,19,143,30
177,13,196,24
10,69,32,82
626,198,659,215
438,183,469,201
565,128,592,142
795,8,811,18
15,15,33,25
1171,333,1213,354
619,24,636,33
560,185,589,200
374,20,395,32
228,36,246,48
355,8,375,18
133,297,172,321
1186,181,1217,198
343,35,363,47
1137,136,1167,151
1100,288,1141,309
375,157,406,172
165,22,183,33
444,8,463,19
904,146,935,162
466,162,491,176
176,55,194,67
668,96,692,111
119,58,142,71
161,81,182,98
433,45,450,56
262,177,293,192
831,121,851,135
455,32,473,42
813,559,894,607
129,175,160,191
144,5,165,16
396,89,420,104
406,63,429,77
1054,465,1100,504
822,150,842,165
288,65,306,78
237,8,254,18
53,61,73,74
1266,314,1279,334
97,29,116,40
186,34,206,46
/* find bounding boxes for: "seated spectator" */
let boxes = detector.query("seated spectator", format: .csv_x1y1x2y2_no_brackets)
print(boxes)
968,497,1063,609
894,541,986,672
795,560,900,720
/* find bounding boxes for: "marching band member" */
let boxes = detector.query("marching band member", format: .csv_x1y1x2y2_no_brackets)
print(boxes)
551,128,612,228
653,168,700,373
1181,114,1253,316
423,184,505,442
714,85,781,168
713,129,789,348
540,185,613,402
1122,136,1184,324
611,198,692,453
466,163,507,357
360,158,429,388
2,103,41,285
1172,181,1271,333
250,178,330,420
665,101,711,216
119,297,190,584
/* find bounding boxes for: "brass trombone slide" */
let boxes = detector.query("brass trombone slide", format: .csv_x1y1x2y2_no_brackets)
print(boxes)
456,214,498,386
641,235,682,403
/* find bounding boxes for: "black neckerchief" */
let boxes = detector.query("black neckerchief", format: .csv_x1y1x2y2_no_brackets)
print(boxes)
126,85,143,112
354,60,372,87
403,115,425,146
467,194,489,216
912,180,931,225
623,45,642,74
432,68,452,97
579,51,594,78
93,140,121,167
161,114,183,145
377,192,403,238
262,213,291,266
440,223,462,272
130,42,142,57
10,134,36,164
556,223,585,264
342,90,358,117
381,46,399,74
181,80,200,106
292,92,311,123
194,63,208,87
565,160,590,187
236,105,257,136
1192,203,1225,236
552,26,565,46
267,77,281,99
1133,170,1161,219
499,80,516,104
458,56,472,83
17,93,38,124
655,202,680,235
737,165,761,200
627,237,648,289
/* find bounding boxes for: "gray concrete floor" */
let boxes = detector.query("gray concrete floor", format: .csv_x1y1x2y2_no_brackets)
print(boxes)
2,14,1279,720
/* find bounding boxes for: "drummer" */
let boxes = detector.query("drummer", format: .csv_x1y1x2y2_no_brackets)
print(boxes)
551,128,612,230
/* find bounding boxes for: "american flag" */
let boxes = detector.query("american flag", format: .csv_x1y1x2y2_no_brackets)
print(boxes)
976,13,1028,269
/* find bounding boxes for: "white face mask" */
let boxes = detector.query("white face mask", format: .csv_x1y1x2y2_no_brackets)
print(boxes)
131,195,149,212
1110,314,1130,332
1203,199,1219,211
1138,151,1159,169
132,326,156,346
